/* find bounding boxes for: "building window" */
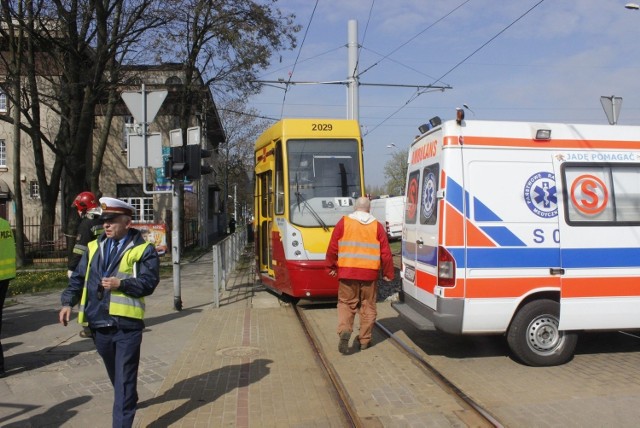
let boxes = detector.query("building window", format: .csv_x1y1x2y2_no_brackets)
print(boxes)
121,197,153,222
117,183,154,222
0,140,6,167
0,91,6,113
29,181,39,199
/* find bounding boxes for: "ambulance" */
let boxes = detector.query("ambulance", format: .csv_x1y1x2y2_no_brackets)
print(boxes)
391,110,640,366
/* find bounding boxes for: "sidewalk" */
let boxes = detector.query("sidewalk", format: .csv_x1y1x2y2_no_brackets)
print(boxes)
0,248,265,427
0,246,356,427
0,246,475,427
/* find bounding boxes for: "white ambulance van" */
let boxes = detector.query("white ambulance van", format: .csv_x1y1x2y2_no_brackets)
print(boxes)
370,196,404,240
392,111,640,366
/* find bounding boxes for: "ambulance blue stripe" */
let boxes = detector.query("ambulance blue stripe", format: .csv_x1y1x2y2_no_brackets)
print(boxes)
402,241,437,265
473,197,502,221
561,248,640,268
451,248,559,268
405,244,640,269
479,226,526,246
446,178,464,213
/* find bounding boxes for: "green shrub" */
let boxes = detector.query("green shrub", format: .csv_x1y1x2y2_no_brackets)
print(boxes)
9,270,69,296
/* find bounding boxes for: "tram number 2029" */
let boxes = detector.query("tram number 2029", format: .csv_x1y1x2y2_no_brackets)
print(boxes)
312,123,333,131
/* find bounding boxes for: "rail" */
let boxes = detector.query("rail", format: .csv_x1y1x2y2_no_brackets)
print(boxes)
212,227,248,308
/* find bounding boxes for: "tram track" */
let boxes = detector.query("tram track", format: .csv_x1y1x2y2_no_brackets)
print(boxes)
293,304,363,427
294,300,502,427
374,320,503,427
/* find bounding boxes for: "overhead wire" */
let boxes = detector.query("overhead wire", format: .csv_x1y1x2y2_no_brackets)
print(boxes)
358,0,472,78
280,0,319,118
351,0,376,79
364,0,546,136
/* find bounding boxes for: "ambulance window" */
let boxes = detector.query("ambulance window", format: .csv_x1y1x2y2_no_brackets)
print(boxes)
420,165,439,225
563,164,640,224
405,170,420,224
611,166,640,222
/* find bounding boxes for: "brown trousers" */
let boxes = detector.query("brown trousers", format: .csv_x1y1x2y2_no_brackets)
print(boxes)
336,278,377,345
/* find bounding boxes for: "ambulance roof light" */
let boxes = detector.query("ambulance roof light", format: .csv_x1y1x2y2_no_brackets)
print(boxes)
417,116,442,134
535,129,551,140
418,123,430,134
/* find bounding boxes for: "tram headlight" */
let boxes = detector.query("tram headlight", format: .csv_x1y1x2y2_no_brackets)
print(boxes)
294,250,301,256
292,240,299,247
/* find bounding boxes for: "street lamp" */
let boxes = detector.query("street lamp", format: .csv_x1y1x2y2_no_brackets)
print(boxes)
386,143,397,149
625,3,639,10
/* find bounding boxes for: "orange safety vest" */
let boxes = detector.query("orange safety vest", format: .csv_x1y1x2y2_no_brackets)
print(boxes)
337,217,381,270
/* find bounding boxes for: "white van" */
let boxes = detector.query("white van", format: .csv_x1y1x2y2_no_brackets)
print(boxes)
370,196,404,240
392,112,640,366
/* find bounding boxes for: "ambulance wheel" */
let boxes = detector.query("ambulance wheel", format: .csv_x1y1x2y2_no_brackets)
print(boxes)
507,299,577,367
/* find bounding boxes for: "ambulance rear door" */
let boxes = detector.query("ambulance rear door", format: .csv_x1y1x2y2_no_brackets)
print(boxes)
402,131,441,309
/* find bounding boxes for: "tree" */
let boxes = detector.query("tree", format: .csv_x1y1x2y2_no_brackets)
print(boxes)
147,0,300,137
0,0,165,245
383,148,409,196
217,98,268,220
0,0,299,251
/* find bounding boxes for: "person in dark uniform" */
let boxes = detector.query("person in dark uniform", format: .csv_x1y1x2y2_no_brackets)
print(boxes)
59,197,159,427
0,215,16,378
68,191,104,338
228,216,236,234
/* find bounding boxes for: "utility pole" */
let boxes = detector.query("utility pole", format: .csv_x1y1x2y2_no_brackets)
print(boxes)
252,20,452,120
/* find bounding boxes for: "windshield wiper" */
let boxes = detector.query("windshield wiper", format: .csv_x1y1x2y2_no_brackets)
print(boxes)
295,192,329,231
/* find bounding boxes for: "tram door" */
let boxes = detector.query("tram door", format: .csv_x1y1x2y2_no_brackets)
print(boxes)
257,171,274,275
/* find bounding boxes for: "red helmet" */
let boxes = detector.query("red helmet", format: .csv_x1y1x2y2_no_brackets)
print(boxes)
72,191,99,214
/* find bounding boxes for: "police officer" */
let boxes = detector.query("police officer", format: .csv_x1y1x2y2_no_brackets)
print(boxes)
0,215,16,378
69,191,104,338
59,197,159,427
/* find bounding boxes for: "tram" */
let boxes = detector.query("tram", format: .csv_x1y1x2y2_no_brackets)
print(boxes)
253,118,365,299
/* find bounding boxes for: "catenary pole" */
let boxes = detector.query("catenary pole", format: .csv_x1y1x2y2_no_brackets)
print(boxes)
347,20,359,120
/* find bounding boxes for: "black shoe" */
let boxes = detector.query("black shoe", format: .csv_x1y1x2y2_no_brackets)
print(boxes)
0,370,6,378
338,331,351,354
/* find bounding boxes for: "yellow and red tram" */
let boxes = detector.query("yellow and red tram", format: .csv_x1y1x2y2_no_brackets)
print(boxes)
254,118,365,299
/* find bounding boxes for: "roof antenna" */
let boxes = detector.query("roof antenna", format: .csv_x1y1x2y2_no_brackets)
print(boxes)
463,103,475,116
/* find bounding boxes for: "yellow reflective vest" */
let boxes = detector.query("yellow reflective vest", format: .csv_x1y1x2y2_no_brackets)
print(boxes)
337,217,381,271
77,239,151,323
0,217,16,281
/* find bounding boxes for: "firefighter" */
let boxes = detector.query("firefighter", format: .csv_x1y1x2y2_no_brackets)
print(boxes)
69,191,104,338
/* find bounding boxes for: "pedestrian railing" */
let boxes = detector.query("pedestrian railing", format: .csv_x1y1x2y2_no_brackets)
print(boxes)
212,228,247,308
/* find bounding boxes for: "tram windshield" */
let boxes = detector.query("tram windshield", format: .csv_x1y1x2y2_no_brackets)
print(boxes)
288,139,362,227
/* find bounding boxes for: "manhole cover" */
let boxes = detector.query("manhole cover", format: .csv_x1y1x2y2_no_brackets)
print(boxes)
216,346,260,357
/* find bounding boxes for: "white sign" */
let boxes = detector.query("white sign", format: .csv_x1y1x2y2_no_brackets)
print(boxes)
187,126,200,145
169,129,183,147
128,133,163,168
121,90,168,124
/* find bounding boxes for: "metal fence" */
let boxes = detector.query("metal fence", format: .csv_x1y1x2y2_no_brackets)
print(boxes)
212,227,248,308
17,219,68,264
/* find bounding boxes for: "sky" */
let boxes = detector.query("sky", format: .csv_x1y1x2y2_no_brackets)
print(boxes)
247,0,640,188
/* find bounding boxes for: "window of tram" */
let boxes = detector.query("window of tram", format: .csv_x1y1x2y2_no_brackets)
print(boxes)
287,139,361,227
275,141,284,215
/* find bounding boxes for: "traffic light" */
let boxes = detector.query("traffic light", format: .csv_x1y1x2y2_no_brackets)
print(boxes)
165,146,188,179
184,145,213,181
